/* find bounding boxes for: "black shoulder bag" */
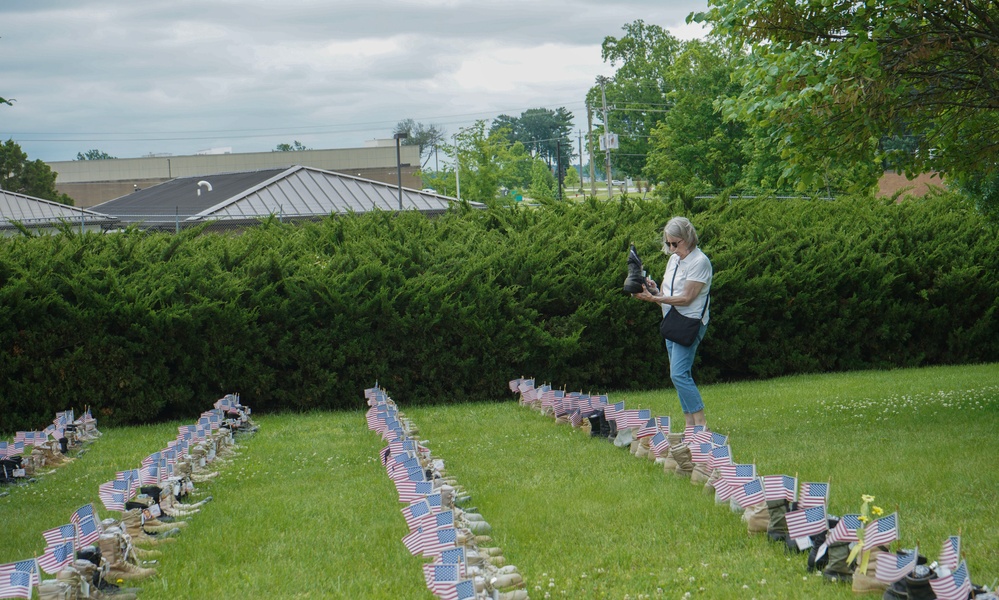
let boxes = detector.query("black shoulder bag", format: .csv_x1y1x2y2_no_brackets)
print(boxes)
659,262,709,347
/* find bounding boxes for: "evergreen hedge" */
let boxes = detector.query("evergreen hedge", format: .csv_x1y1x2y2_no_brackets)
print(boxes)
2,192,996,432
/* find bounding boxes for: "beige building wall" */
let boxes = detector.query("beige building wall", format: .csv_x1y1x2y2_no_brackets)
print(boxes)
49,146,423,207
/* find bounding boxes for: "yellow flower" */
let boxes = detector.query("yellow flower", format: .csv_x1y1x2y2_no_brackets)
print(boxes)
862,494,875,503
858,515,869,523
872,506,884,517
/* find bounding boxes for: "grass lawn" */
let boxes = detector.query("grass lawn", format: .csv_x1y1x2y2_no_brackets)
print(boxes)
1,363,996,599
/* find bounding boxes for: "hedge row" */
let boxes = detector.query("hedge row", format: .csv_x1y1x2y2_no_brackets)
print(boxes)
1,193,997,431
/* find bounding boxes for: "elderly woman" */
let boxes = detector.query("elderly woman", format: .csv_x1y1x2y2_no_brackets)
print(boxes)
632,217,713,430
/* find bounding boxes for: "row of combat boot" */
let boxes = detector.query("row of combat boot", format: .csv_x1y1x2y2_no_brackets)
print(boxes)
2,409,102,486
510,379,995,598
366,385,529,600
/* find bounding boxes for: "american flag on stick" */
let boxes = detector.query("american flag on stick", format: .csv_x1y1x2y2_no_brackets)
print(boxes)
734,478,766,507
651,432,670,457
689,442,712,464
708,445,732,469
798,482,829,508
656,416,670,434
826,514,863,544
603,401,625,423
440,579,477,600
874,550,919,583
762,474,797,503
636,418,658,439
862,512,899,551
438,547,466,578
0,559,39,600
785,505,828,539
37,540,75,575
938,535,960,571
929,560,971,600
420,527,459,558
423,562,461,595
402,499,433,530
41,524,76,548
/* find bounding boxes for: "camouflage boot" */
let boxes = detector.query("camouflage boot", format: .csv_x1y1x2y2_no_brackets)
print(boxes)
822,541,855,583
743,502,769,534
765,499,790,542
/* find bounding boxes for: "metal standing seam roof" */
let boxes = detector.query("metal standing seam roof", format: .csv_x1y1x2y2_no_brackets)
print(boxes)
188,165,466,221
0,189,118,228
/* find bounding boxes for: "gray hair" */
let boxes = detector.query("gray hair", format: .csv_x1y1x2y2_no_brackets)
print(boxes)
662,216,699,254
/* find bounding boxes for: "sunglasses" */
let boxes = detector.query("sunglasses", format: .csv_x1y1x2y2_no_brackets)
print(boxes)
665,240,681,248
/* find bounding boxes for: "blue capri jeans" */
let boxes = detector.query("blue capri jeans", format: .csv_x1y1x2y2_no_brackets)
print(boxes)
665,322,708,414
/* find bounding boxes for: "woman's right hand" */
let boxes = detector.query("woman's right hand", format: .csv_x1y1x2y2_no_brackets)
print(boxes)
644,277,660,295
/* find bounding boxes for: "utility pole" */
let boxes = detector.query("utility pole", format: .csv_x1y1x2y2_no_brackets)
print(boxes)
586,103,597,198
597,76,613,200
556,140,563,201
577,129,585,196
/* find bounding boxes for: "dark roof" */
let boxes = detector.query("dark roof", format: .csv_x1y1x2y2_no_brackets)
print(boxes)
92,168,287,224
92,166,477,228
1,189,118,230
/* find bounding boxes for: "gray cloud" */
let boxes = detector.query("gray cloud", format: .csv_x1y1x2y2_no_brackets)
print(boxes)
0,0,707,161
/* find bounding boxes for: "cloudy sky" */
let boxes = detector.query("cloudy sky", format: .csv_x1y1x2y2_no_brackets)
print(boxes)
1,0,708,163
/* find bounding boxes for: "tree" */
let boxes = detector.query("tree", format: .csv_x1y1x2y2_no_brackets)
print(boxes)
586,21,682,181
528,159,556,201
644,39,749,194
0,97,12,106
694,0,999,189
0,139,75,205
76,149,117,160
274,141,309,152
563,165,581,192
488,108,575,177
394,119,447,160
440,121,508,203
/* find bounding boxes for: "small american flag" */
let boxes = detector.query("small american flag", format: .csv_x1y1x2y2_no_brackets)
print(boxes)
396,480,435,503
710,431,728,446
420,527,458,558
651,432,670,457
862,512,899,550
682,424,705,439
708,445,732,469
735,478,766,507
508,378,522,393
689,442,712,464
656,416,671,434
0,559,39,599
938,535,960,571
446,579,477,600
762,474,797,502
929,560,971,600
99,479,131,511
438,548,466,577
603,401,625,423
423,562,460,594
37,540,75,575
402,499,432,530
569,409,582,428
874,550,919,584
139,464,160,486
718,463,756,482
785,505,828,539
41,524,76,547
425,492,443,511
798,482,829,508
636,418,658,439
0,441,9,459
686,429,712,445
826,514,863,544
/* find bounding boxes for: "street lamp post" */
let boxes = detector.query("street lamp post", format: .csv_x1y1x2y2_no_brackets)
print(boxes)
394,132,409,210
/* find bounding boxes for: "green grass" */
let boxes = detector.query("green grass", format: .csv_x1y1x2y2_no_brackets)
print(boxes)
1,363,996,599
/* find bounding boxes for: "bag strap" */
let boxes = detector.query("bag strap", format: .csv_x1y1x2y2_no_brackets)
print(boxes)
669,260,710,320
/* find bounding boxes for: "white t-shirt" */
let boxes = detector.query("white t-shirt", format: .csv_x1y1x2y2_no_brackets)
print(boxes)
661,247,712,324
